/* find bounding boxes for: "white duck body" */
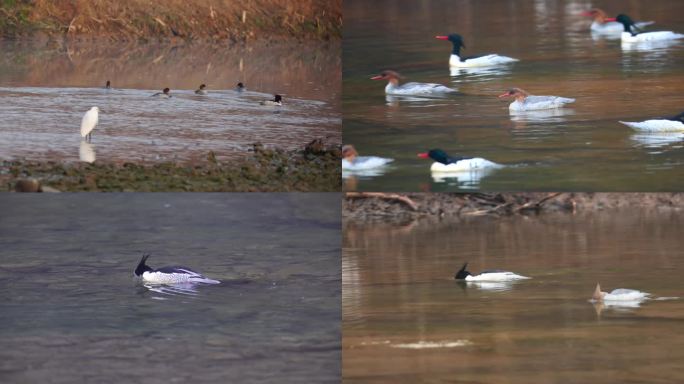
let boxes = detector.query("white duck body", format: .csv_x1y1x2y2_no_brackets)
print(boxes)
450,54,518,68
465,271,530,282
620,120,684,132
142,267,220,284
430,158,501,172
602,288,650,301
342,156,393,170
385,81,456,96
509,95,575,111
591,20,653,33
135,255,220,285
622,30,684,42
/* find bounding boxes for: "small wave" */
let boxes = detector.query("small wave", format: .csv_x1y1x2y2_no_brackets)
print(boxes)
391,340,472,349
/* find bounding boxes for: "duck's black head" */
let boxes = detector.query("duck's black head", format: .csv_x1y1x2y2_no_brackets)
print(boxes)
454,262,471,280
614,14,638,35
163,87,170,94
436,33,465,55
668,111,684,122
274,94,282,103
199,84,206,90
237,82,244,89
106,80,111,88
417,149,452,165
135,254,153,276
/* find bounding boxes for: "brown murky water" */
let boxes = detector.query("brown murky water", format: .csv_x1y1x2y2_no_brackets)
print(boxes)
343,0,684,191
0,40,340,163
343,210,684,383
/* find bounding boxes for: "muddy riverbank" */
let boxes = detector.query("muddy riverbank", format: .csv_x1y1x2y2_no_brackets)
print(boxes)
344,192,684,224
3,142,341,192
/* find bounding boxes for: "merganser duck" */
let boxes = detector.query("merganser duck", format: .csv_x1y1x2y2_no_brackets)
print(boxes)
454,263,530,282
371,70,457,96
235,82,245,92
582,9,653,34
260,94,282,106
152,88,172,98
134,254,220,284
105,80,111,89
80,106,99,142
499,88,575,111
195,84,208,95
620,111,684,132
342,144,393,170
418,149,501,172
606,14,684,42
591,283,649,302
435,34,518,67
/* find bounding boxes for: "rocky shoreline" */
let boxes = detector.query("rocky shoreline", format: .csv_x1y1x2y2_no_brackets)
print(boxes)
3,141,341,192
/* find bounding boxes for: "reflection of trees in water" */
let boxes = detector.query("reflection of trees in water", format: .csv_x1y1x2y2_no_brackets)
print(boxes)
343,209,683,296
0,40,340,105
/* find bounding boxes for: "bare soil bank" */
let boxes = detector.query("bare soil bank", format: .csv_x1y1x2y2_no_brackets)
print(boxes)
1,0,341,41
344,192,684,223
3,142,341,192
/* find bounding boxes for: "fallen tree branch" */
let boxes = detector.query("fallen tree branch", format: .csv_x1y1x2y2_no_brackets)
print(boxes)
516,192,563,213
346,192,418,211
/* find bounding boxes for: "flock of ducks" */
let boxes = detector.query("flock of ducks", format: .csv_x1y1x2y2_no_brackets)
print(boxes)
455,263,653,307
343,9,684,176
80,80,283,142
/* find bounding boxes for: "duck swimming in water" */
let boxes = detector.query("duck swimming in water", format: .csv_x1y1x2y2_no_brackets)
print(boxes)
260,94,282,106
152,88,172,98
342,144,393,171
235,82,245,92
454,262,530,282
591,283,649,302
371,70,457,96
195,84,208,95
134,254,220,284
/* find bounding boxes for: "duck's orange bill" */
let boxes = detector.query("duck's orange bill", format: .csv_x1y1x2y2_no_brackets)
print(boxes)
605,17,616,22
417,153,429,158
370,75,383,80
435,36,449,40
498,92,511,98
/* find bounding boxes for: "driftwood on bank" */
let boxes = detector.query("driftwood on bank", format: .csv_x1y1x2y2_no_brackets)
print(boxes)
346,192,418,211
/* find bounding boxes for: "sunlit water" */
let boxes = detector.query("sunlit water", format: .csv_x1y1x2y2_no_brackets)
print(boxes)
0,40,340,163
0,194,340,383
343,209,684,383
343,0,684,191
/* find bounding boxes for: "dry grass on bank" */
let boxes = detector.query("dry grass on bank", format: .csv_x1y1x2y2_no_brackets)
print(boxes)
1,0,341,41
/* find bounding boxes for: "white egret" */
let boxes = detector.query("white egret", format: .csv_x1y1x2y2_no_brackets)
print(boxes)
80,106,99,142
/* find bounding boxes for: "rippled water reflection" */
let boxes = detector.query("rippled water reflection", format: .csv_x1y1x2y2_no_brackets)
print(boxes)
343,209,684,382
0,194,340,383
0,40,340,163
343,0,684,191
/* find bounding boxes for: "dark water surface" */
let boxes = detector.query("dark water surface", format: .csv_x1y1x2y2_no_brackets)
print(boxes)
0,40,340,163
343,209,684,383
0,194,340,383
343,0,684,191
